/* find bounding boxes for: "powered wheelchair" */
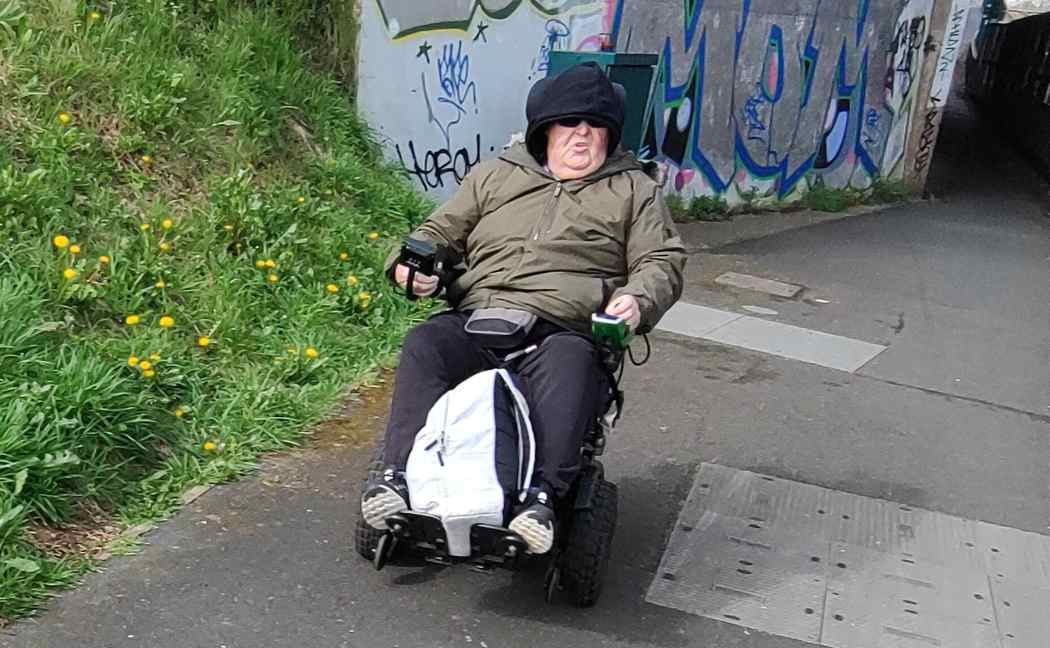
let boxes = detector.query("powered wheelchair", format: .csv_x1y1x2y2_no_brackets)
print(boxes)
353,238,633,608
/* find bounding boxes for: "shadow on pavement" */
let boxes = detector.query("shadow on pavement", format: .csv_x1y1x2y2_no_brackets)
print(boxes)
471,463,700,647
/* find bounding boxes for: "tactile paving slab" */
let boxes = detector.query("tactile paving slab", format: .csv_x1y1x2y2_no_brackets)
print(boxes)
646,463,1050,647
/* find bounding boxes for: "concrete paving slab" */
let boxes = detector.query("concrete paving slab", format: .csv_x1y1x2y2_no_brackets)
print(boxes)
988,578,1050,646
647,464,1050,647
704,316,887,373
647,512,828,644
715,272,804,298
821,542,999,648
742,305,780,316
977,520,1050,589
654,301,743,339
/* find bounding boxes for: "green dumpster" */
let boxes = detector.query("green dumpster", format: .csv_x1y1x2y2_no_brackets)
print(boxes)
547,51,658,155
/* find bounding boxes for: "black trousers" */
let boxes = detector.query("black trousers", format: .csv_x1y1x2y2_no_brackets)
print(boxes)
384,311,610,498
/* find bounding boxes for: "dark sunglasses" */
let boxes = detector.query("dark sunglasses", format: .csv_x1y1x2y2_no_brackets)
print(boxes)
555,117,600,128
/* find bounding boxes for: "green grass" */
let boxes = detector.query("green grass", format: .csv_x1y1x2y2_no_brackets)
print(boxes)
666,193,732,222
803,179,916,212
0,0,434,621
667,178,916,220
865,178,913,205
801,184,861,212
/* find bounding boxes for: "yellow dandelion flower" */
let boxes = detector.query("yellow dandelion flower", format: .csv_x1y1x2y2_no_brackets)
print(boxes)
140,154,153,165
174,407,185,418
197,336,211,348
203,440,217,452
62,268,78,280
297,196,306,204
138,360,153,371
150,352,161,362
99,255,111,264
304,346,319,359
339,252,349,261
267,273,279,284
326,283,339,294
255,259,267,269
223,224,234,231
346,275,358,286
140,223,151,232
58,112,73,126
127,355,139,367
158,315,175,329
143,369,156,378
368,231,380,241
265,259,277,269
53,234,70,249
161,218,174,230
155,279,166,289
159,241,171,253
88,10,102,21
125,314,141,325
69,244,81,255
357,291,372,301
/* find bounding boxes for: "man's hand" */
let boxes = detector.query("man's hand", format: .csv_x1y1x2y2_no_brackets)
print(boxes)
605,295,641,330
394,263,440,298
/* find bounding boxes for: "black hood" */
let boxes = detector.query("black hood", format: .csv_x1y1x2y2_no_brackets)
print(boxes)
525,62,626,163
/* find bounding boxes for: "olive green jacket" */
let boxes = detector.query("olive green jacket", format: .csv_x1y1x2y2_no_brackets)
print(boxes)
388,144,686,333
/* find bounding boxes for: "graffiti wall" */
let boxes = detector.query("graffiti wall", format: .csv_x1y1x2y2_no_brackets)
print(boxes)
911,0,982,180
623,0,939,201
357,0,619,199
357,0,949,203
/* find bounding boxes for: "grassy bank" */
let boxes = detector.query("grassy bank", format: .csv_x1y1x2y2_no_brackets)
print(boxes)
0,0,432,621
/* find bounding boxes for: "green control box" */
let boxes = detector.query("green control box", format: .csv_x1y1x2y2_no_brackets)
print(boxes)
591,313,633,350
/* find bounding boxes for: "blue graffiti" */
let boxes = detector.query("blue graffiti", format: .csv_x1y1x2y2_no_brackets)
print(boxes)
420,41,479,152
437,42,478,114
639,0,888,197
800,10,821,109
862,107,883,147
856,0,870,45
744,90,767,142
534,19,570,75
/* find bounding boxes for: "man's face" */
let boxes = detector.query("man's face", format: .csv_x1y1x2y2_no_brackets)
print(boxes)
546,118,609,179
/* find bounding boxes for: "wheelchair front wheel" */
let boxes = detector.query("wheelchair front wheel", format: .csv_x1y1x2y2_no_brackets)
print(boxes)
355,443,390,561
559,478,618,607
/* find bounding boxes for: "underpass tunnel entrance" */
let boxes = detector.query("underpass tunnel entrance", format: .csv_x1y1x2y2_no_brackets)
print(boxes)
926,7,1050,205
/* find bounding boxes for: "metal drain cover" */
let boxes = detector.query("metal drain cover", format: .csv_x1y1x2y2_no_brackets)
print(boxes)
646,463,1050,647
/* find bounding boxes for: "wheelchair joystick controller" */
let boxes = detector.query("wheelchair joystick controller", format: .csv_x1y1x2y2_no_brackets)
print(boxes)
398,237,445,301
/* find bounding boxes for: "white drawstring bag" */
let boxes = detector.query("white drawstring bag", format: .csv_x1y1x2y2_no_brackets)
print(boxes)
405,368,535,557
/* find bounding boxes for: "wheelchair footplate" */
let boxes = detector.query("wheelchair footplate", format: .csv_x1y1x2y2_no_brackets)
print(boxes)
468,524,529,571
378,511,528,572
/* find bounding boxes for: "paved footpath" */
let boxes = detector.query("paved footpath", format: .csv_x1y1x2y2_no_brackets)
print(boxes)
4,97,1049,648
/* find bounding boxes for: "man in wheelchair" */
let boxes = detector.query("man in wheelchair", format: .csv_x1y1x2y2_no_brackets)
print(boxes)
361,62,686,557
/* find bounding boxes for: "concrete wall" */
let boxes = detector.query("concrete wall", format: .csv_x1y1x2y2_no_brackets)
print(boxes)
357,0,964,203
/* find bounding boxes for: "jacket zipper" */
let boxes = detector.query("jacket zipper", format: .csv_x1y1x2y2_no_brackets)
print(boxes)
532,182,562,241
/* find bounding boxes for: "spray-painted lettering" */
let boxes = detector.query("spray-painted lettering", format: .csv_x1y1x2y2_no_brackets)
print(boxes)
396,134,483,191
